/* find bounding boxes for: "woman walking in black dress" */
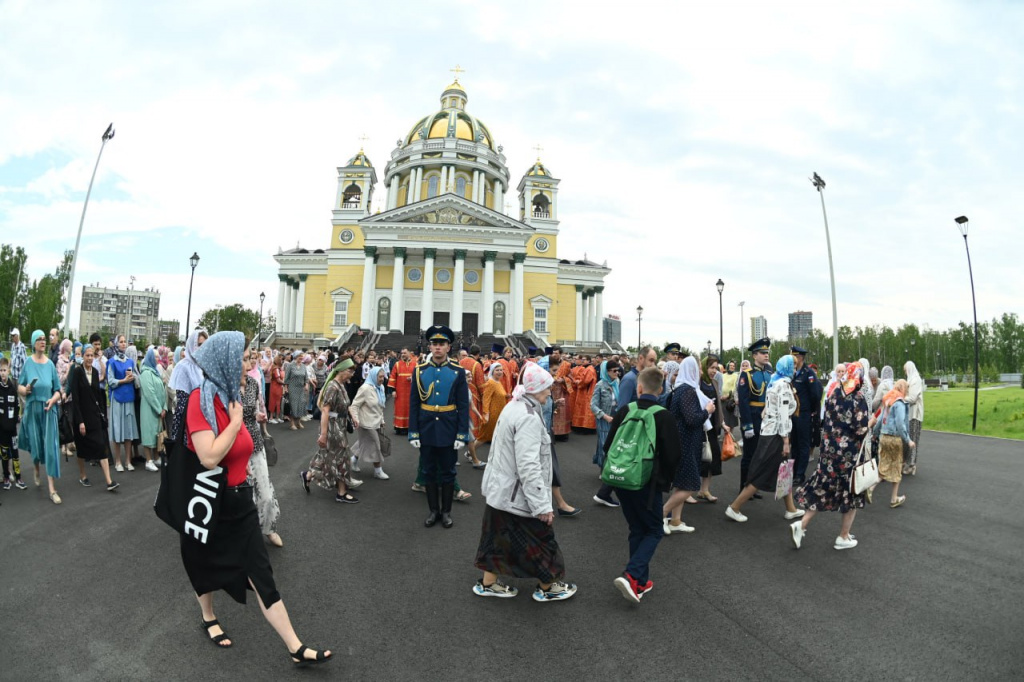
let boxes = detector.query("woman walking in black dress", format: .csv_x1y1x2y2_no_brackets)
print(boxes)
663,357,715,534
182,331,331,666
696,356,723,502
70,344,119,491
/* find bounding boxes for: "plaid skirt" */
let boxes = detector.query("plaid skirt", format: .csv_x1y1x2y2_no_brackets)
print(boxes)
474,505,565,584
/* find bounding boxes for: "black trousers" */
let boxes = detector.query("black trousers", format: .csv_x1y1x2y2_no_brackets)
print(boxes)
791,415,813,480
418,445,457,485
740,417,761,490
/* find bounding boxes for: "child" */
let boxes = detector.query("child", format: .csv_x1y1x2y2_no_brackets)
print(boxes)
0,357,26,490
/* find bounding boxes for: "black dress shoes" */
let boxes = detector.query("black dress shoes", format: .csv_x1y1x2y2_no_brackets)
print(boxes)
441,512,453,529
424,511,440,527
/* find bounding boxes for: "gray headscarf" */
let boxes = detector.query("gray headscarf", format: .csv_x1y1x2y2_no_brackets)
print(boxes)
170,328,208,393
192,331,244,437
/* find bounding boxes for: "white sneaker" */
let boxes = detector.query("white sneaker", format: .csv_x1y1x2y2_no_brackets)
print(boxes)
373,470,389,480
834,535,858,551
351,457,361,473
126,463,135,472
790,521,805,549
665,520,695,534
725,506,748,523
145,461,159,472
784,509,806,520
115,464,124,473
347,478,364,488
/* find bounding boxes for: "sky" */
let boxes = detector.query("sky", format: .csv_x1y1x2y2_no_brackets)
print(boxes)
1,0,1021,352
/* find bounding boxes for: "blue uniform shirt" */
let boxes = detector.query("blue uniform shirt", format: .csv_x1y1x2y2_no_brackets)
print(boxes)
408,358,470,447
791,364,823,418
737,362,773,431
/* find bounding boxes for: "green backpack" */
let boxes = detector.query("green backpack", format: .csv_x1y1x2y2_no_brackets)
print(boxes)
601,403,664,490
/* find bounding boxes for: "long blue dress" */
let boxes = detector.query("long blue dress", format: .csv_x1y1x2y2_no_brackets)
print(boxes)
19,358,61,479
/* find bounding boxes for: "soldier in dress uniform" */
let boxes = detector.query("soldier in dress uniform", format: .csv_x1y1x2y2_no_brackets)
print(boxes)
409,325,470,529
789,345,823,486
736,338,773,495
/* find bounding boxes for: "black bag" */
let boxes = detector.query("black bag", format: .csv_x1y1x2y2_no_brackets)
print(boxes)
58,402,75,445
283,398,291,417
378,427,391,458
154,421,228,545
263,433,278,467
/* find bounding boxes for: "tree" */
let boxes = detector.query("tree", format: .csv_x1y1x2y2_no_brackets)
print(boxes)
196,303,260,341
21,250,74,335
0,244,28,337
166,332,182,349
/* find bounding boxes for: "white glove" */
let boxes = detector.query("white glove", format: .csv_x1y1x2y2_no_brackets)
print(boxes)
410,439,421,449
454,440,465,450
743,429,754,439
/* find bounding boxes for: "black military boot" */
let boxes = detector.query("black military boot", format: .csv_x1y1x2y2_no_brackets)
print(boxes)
440,482,455,529
424,485,441,527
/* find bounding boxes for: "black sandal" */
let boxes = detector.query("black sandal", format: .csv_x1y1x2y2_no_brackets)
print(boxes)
290,644,332,666
335,492,359,504
201,618,232,648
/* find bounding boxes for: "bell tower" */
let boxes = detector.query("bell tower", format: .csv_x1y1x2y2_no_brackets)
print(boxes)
517,151,560,230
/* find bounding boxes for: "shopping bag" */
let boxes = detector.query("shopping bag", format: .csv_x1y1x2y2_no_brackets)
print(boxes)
721,431,736,461
775,459,794,500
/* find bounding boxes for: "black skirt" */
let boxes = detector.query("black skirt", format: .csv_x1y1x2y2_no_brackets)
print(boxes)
474,505,565,584
746,434,787,493
700,430,723,478
180,486,280,607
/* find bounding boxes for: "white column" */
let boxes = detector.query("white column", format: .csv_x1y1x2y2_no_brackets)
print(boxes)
481,252,495,333
360,247,376,327
512,255,525,334
295,275,307,334
412,167,422,203
421,248,436,328
574,285,583,342
389,248,406,330
581,293,591,341
472,171,481,203
287,283,297,333
452,250,466,332
387,179,397,209
493,181,503,213
594,286,604,343
277,278,287,332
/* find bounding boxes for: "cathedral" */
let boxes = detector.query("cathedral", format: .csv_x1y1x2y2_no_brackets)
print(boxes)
272,76,610,349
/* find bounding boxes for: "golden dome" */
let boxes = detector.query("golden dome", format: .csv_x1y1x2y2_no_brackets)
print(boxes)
402,82,495,150
443,79,466,93
346,149,372,167
527,159,550,177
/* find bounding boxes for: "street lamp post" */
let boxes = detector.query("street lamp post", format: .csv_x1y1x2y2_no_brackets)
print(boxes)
706,340,712,357
257,291,266,347
185,252,200,333
63,123,115,339
955,215,980,431
810,173,840,370
215,304,223,333
636,305,643,350
125,275,135,342
716,279,724,356
738,301,745,360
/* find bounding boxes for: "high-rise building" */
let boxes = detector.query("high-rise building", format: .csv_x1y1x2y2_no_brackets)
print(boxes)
603,315,622,345
788,310,813,341
158,320,181,345
750,315,768,342
79,284,161,343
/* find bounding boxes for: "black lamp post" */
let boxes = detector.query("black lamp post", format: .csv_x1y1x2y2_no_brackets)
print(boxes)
706,340,712,357
185,252,200,333
955,215,980,431
636,305,643,350
257,291,266,347
716,278,724,355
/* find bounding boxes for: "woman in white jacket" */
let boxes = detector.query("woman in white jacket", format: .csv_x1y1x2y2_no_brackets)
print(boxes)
903,361,924,475
473,363,578,603
348,365,389,480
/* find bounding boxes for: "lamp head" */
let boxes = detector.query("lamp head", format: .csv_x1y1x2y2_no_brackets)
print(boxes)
955,215,968,237
810,172,825,191
190,252,200,269
636,305,643,315
716,278,725,294
260,291,266,304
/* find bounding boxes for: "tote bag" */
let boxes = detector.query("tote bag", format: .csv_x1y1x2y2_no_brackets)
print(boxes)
154,423,228,546
721,431,737,461
263,432,278,467
775,459,794,500
850,437,879,495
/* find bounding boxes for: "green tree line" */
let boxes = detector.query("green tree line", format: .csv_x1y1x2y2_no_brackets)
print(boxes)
0,244,74,338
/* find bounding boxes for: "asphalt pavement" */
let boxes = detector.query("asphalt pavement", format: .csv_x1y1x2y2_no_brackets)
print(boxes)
1,410,1021,682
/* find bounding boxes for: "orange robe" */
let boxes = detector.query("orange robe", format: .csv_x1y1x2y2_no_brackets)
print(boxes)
567,365,585,419
572,365,598,430
460,356,486,436
550,359,574,436
477,379,508,443
499,358,518,395
387,358,417,430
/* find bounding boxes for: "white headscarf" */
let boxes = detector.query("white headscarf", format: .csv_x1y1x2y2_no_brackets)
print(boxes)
512,362,553,401
858,358,873,406
674,356,712,429
169,328,208,393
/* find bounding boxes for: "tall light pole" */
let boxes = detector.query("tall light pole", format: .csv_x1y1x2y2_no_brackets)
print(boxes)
716,279,725,355
215,304,223,333
955,215,980,431
125,275,135,342
636,305,643,350
810,172,839,370
738,301,745,360
185,252,200,333
64,123,115,338
706,340,712,357
257,291,266,347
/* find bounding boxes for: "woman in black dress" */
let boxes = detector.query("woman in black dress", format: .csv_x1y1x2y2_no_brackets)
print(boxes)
70,345,119,491
696,356,723,502
663,356,716,534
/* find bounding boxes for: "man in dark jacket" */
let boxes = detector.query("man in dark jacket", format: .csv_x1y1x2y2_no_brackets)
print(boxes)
604,367,681,603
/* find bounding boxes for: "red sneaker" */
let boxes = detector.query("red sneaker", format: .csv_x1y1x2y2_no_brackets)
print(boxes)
613,572,643,604
637,580,654,599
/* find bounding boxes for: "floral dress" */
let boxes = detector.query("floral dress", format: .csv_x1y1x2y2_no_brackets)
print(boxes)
796,387,869,513
307,379,351,490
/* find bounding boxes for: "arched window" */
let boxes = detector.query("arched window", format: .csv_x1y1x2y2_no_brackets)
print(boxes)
342,183,361,208
427,176,439,198
532,193,550,218
455,177,467,197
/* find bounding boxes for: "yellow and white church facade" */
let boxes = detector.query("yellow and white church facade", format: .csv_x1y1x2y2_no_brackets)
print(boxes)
273,78,610,347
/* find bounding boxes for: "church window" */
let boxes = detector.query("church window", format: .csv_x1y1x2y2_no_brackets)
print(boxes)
329,287,354,332
456,177,467,197
533,307,547,334
342,183,361,208
428,176,439,198
333,300,348,327
532,193,550,218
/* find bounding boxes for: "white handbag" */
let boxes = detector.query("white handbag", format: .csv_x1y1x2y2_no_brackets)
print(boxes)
850,437,879,495
701,433,713,463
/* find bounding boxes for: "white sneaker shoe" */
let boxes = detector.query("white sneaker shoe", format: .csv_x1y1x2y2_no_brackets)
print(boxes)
145,461,159,472
125,463,135,472
115,464,124,473
725,506,748,523
790,521,805,549
351,457,361,473
373,470,389,480
665,520,695,534
347,478,364,488
834,535,858,551
784,509,806,520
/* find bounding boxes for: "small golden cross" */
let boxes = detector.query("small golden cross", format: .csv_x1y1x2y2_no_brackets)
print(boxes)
450,64,466,81
533,143,544,159
358,133,369,150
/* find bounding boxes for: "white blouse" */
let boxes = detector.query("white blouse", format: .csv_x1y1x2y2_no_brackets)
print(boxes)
759,379,797,437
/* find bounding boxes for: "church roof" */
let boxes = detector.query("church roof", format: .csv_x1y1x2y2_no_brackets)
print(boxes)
527,159,551,177
346,149,372,167
403,82,495,150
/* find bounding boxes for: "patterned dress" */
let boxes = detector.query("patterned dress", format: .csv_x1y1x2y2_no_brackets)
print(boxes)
796,387,869,513
242,376,279,534
668,385,704,491
307,380,351,490
284,362,307,419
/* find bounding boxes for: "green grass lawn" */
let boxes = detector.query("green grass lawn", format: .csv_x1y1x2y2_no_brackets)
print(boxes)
924,386,1024,440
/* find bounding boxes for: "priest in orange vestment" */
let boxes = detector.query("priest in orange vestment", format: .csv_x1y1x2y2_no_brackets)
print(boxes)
571,356,598,430
549,347,574,439
387,349,417,434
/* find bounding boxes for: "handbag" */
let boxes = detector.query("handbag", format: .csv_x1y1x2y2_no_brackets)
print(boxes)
775,458,794,500
58,402,75,445
850,436,879,495
154,420,228,545
263,433,278,467
378,427,391,458
701,431,713,463
721,431,736,461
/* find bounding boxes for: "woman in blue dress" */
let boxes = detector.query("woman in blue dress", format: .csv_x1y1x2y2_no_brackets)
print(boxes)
18,330,62,504
106,335,140,472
